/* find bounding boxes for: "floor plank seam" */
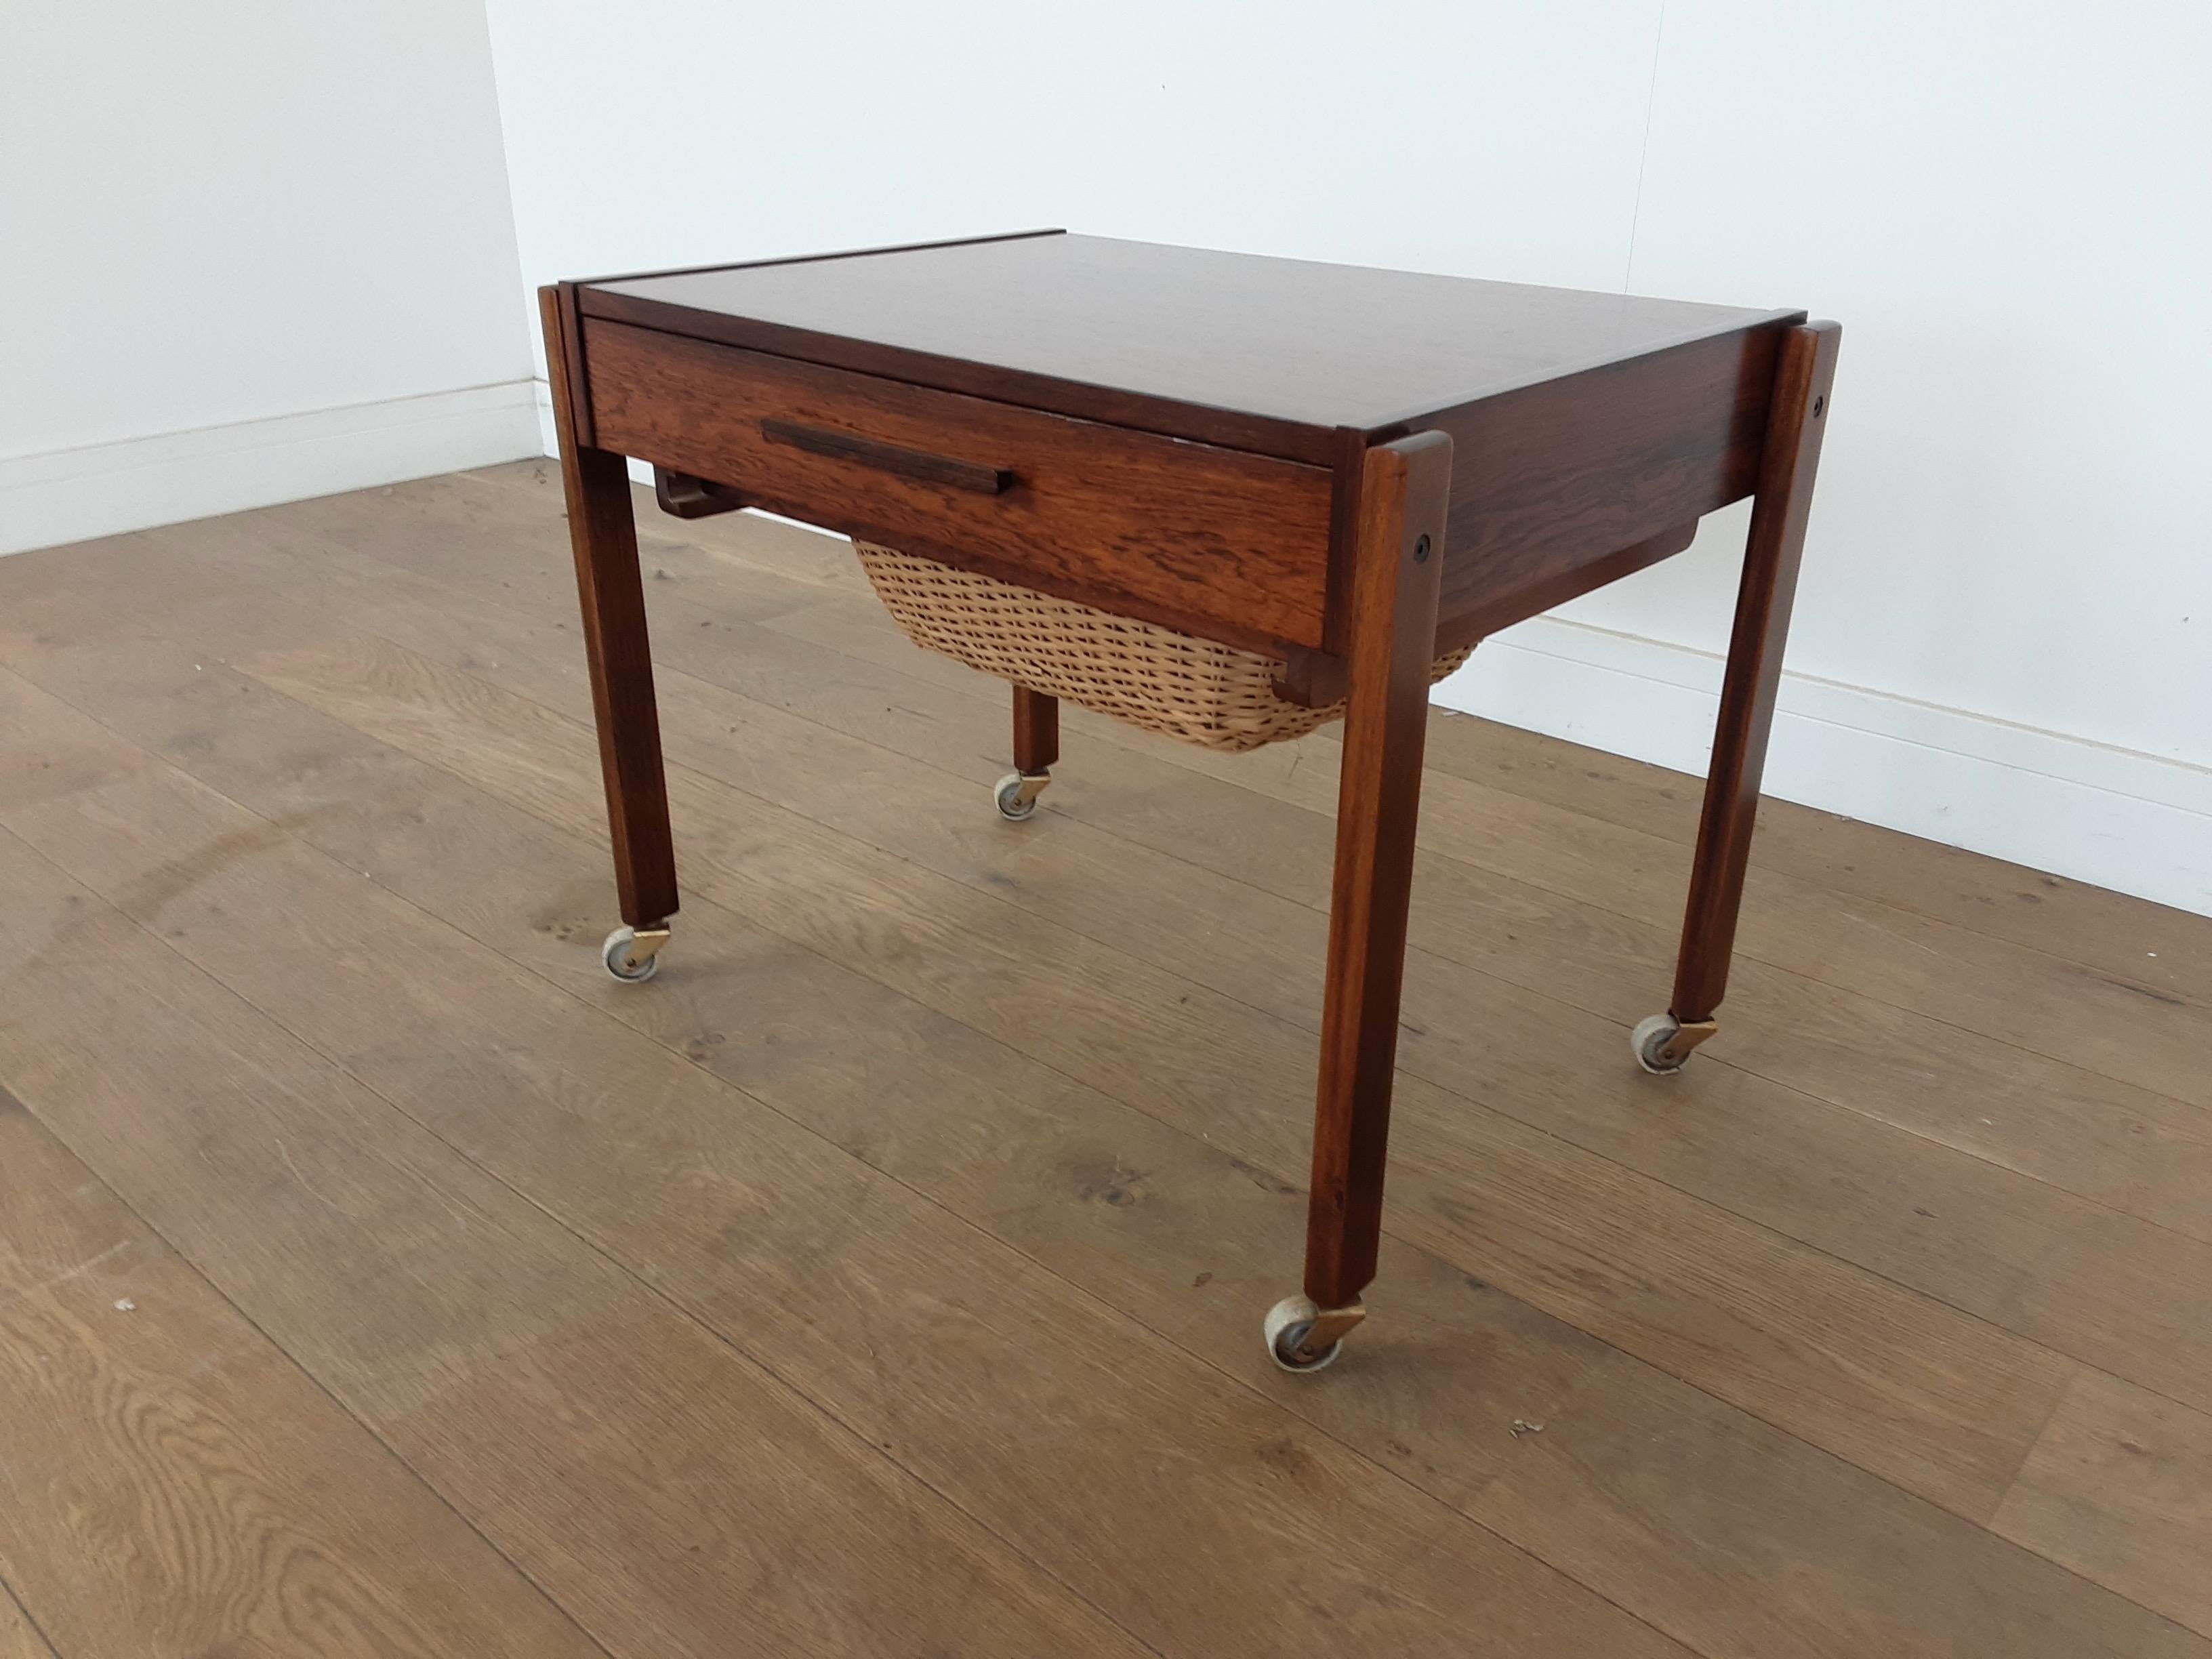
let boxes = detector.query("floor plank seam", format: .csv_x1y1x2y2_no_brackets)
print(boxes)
124,630,2212,1485
0,1577,60,1659
17,480,2212,1654
620,651,2212,1246
0,636,1978,1651
228,610,2212,1297
13,575,2205,1463
0,890,626,1659
0,762,1182,1659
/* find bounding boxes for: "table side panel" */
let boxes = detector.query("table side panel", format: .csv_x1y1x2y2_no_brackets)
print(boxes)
581,320,1336,653
1429,323,1791,633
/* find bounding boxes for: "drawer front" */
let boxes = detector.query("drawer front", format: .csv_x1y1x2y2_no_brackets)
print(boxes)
582,319,1334,651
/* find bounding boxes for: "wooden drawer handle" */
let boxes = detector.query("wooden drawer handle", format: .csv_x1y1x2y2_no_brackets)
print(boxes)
760,417,1015,495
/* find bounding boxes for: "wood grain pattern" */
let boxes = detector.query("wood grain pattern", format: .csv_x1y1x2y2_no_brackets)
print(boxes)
220,626,2073,1516
0,795,1138,1658
583,316,1336,653
0,1090,602,1659
1431,326,1784,629
1434,520,1698,657
540,287,678,928
1994,1369,2212,1638
398,510,2201,1334
5,482,2212,1654
0,687,1685,1658
1672,321,1843,1021
0,1584,54,1659
0,706,2175,1659
581,232,1793,462
338,474,2206,1290
1478,1347,2209,1659
690,583,2212,1422
1012,682,1057,774
1305,434,1450,1306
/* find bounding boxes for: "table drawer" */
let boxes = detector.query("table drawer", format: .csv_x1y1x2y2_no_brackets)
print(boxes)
581,318,1335,652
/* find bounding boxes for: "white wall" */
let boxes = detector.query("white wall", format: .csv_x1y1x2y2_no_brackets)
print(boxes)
1476,0,2212,918
1,1,542,556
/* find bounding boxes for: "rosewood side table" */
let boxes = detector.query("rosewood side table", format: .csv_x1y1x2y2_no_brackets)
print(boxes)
539,231,1840,1374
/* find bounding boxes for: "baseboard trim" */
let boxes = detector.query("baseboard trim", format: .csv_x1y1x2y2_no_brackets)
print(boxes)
3,380,545,557
1434,615,2212,919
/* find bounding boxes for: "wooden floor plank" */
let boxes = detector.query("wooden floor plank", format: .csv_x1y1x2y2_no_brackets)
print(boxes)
0,683,1687,1658
300,560,2212,1415
87,476,2212,1305
46,476,2212,1261
0,1088,607,1659
5,509,2207,1654
256,472,2212,1245
0,548,2203,1659
197,628,2076,1518
1994,1369,2212,1639
127,528,2212,1445
1470,1345,2209,1659
0,1584,56,1659
0,836,1146,1658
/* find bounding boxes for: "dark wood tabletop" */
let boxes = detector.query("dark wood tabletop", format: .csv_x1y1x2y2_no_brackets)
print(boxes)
579,230,1799,464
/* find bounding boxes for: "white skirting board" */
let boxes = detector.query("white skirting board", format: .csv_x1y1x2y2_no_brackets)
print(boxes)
1435,615,2212,920
533,397,2211,921
2,380,545,559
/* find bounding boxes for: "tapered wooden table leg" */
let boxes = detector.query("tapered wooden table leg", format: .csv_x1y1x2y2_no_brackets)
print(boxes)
996,685,1059,821
1269,432,1451,1372
1636,321,1842,1073
540,286,680,979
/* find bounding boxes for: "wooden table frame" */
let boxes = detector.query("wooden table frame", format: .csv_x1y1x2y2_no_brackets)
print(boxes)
536,232,1839,1372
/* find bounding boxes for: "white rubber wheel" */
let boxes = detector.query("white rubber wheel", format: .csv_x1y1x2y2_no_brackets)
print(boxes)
1263,1294,1343,1374
602,925,661,984
1631,1012,1685,1075
994,772,1040,822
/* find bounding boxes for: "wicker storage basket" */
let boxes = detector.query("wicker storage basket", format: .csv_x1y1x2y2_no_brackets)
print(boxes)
855,541,1473,754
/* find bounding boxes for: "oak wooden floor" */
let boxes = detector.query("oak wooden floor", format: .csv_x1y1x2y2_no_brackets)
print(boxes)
2,464,2209,1658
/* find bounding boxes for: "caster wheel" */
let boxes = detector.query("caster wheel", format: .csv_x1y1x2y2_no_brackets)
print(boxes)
602,924,669,984
1631,1012,1715,1074
1631,1013,1685,1075
1263,1295,1345,1374
994,771,1046,822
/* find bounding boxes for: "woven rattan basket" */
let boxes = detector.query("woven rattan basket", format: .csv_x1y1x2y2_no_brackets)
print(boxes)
855,541,1472,753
